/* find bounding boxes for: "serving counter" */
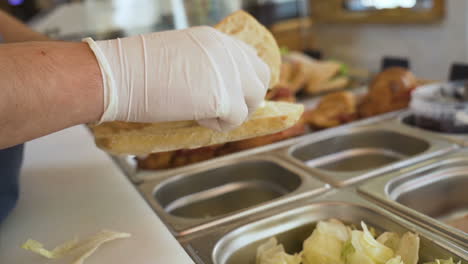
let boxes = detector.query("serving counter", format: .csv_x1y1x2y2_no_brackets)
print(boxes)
0,125,194,264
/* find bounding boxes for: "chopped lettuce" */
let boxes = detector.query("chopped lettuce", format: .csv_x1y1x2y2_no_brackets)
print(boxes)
377,232,401,251
328,59,349,78
21,230,130,264
280,46,290,56
257,219,461,264
339,63,349,77
22,237,79,259
395,232,420,264
256,237,301,264
423,258,462,264
341,240,355,260
347,222,394,264
385,256,404,264
302,219,349,264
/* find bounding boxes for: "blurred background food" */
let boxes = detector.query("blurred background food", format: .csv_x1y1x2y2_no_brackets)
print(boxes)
137,65,419,170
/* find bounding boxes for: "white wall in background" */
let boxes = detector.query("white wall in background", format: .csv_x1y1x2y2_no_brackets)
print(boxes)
313,1,468,80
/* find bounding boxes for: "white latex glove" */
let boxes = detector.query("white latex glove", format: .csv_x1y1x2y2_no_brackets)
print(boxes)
84,26,270,131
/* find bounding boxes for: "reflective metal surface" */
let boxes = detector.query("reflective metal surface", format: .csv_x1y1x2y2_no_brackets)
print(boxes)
137,155,329,236
281,121,457,187
293,130,428,171
155,160,301,219
359,149,468,248
181,191,467,264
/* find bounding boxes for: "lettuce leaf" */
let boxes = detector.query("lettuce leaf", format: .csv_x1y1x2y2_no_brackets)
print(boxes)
377,232,400,251
302,219,349,264
21,230,130,264
395,232,419,264
385,256,404,264
423,258,462,264
348,222,394,264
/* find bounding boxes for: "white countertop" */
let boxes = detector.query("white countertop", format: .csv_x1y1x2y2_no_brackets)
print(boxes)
0,125,195,264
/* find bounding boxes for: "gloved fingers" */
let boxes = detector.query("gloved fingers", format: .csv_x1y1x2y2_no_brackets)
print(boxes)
197,98,248,132
190,29,250,131
233,39,271,91
229,38,270,116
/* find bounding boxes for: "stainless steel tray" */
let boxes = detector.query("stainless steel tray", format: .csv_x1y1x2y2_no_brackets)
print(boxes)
112,110,405,184
180,190,467,264
275,120,458,187
397,111,468,146
137,154,329,236
276,121,458,187
359,148,468,248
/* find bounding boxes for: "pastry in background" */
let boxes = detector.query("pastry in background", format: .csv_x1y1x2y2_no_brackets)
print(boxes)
305,60,350,94
305,91,357,128
277,61,307,94
359,67,417,118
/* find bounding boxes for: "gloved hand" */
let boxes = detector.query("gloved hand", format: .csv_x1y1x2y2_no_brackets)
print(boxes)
84,26,270,131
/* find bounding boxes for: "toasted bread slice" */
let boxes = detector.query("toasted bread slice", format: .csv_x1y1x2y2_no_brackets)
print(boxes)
215,10,281,88
91,101,304,155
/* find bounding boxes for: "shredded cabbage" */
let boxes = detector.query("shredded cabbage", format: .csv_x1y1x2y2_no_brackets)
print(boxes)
423,258,462,264
256,219,462,264
256,237,301,264
377,232,401,251
21,230,130,264
347,222,394,264
395,232,420,264
385,256,404,264
302,219,349,264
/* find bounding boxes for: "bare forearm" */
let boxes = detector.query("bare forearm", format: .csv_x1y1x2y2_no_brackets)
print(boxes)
0,10,49,42
0,41,103,148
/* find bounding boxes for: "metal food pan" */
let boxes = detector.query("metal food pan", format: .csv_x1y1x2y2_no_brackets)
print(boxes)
109,110,403,184
397,111,468,146
278,121,457,187
181,190,467,264
137,155,329,236
359,149,468,248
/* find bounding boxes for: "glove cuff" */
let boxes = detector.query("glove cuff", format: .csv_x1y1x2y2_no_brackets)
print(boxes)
82,37,118,123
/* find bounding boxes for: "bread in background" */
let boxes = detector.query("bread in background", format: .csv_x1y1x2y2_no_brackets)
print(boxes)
305,91,357,128
278,52,350,95
358,67,417,118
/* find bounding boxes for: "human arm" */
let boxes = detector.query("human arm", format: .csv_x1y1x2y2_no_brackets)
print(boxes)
0,27,270,149
0,41,103,149
0,10,49,42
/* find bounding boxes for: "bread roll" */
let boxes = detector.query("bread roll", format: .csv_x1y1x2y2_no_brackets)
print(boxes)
306,91,357,128
215,10,281,88
92,101,304,155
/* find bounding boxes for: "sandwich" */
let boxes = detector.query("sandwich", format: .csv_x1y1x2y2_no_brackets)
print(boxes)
91,11,304,155
285,52,350,95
